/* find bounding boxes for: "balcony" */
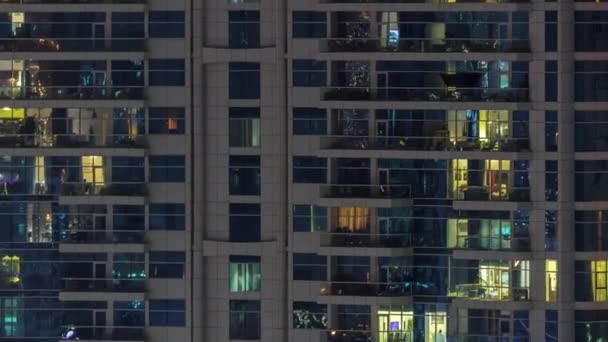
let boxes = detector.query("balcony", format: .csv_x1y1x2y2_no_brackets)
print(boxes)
320,232,412,248
322,87,529,102
59,183,146,197
321,136,530,153
0,134,146,149
321,184,411,199
59,326,145,341
62,278,145,292
0,86,144,101
0,39,145,53
453,236,530,252
6,0,144,3
456,185,530,202
320,281,412,297
321,38,530,53
323,331,372,342
321,0,527,3
59,230,145,244
450,283,529,301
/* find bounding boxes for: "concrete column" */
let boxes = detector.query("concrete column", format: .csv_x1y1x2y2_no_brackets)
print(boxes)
556,0,576,339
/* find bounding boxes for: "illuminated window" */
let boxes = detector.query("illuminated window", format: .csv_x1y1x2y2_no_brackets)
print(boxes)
229,255,261,292
546,260,558,301
81,156,104,187
592,261,608,301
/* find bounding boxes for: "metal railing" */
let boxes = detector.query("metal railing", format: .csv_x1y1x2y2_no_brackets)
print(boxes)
320,232,412,248
454,185,531,201
59,326,145,341
321,38,530,53
0,38,145,52
0,134,146,148
320,184,412,199
59,229,145,244
321,87,529,102
7,0,144,3
454,236,531,251
60,183,146,196
62,278,146,292
0,86,144,100
321,281,413,297
451,283,529,301
320,135,530,152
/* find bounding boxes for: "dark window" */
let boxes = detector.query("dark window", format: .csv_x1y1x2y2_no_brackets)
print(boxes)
293,60,326,87
576,160,608,201
149,11,185,38
575,111,608,151
293,302,327,329
112,12,144,51
576,211,608,251
149,59,185,86
230,255,261,292
149,203,186,230
149,299,185,326
293,253,327,281
575,61,608,101
293,11,326,38
545,210,558,251
149,251,185,279
230,300,261,340
293,205,327,232
293,156,327,183
229,62,260,99
111,157,145,183
575,11,608,51
293,107,327,135
149,107,185,134
229,107,260,147
113,205,144,242
545,61,558,101
230,203,261,242
545,11,557,51
229,11,260,48
545,160,558,201
149,155,185,182
546,310,558,342
229,155,260,195
545,111,558,152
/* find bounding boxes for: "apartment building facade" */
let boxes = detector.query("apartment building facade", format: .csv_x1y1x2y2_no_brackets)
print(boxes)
2,0,608,341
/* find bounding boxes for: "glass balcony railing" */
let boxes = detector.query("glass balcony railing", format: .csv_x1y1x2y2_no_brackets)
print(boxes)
4,0,144,3
450,283,529,301
320,232,412,248
323,331,372,342
0,134,146,148
320,136,531,152
62,278,146,292
320,38,530,53
60,326,145,341
320,184,412,199
320,281,413,297
454,185,530,201
321,0,527,3
59,183,146,197
0,39,145,52
59,230,145,244
0,86,144,100
453,236,531,251
322,87,529,102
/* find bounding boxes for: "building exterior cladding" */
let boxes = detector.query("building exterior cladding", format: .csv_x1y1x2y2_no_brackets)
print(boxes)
2,0,608,341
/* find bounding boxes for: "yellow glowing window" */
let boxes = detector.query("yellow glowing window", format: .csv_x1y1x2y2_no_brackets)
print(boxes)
545,260,557,302
81,156,104,185
592,261,608,302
